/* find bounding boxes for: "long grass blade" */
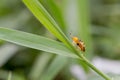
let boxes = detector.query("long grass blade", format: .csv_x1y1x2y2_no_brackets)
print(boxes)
0,27,78,58
40,56,67,80
7,71,12,80
22,0,72,50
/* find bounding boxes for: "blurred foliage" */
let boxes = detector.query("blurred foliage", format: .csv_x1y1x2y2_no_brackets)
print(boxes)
0,0,120,80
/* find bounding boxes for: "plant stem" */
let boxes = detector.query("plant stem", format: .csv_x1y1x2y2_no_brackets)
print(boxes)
68,43,111,80
80,54,111,80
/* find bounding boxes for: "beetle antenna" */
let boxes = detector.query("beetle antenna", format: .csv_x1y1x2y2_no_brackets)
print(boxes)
69,31,73,38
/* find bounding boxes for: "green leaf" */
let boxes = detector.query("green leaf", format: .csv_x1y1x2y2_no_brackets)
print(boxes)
39,0,66,31
0,70,25,80
22,0,72,50
40,56,68,80
0,27,78,58
0,44,19,67
29,53,53,80
77,0,93,72
7,71,12,80
77,0,93,58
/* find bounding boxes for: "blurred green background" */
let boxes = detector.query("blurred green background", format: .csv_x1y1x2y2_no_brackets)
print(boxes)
0,0,120,80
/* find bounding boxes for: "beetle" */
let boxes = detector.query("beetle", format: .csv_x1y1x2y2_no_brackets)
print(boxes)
71,36,85,52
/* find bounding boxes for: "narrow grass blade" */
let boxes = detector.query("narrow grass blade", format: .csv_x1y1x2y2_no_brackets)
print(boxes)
0,27,78,58
40,56,67,80
22,0,72,50
39,0,66,31
29,53,53,80
0,44,19,67
76,0,94,72
7,71,12,80
77,0,93,58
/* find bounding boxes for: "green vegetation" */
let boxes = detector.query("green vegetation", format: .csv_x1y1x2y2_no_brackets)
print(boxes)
0,0,120,80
